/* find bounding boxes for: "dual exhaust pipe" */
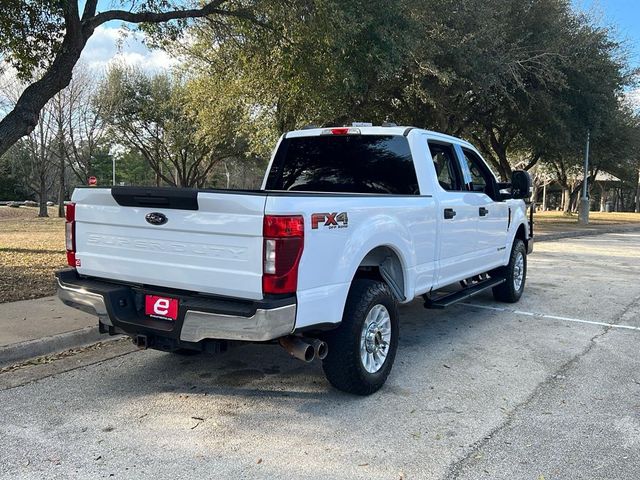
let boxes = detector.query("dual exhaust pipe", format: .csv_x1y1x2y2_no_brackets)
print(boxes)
279,336,328,363
134,332,326,363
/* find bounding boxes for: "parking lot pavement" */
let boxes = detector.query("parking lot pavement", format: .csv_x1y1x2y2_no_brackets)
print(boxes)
1,233,639,480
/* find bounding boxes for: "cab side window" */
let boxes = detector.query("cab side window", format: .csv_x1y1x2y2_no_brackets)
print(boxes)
429,142,463,191
461,148,496,197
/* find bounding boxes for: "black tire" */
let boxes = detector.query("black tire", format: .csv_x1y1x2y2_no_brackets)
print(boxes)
321,279,399,395
492,239,527,303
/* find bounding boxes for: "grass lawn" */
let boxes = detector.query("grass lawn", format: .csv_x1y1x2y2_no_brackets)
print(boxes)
0,206,66,304
534,211,640,234
0,205,639,304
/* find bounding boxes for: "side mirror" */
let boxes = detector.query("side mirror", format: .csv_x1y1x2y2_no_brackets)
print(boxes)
511,170,532,200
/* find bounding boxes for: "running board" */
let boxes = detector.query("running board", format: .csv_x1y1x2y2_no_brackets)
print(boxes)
423,277,506,309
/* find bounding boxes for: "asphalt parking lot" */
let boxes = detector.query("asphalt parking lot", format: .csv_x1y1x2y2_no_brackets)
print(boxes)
1,233,639,480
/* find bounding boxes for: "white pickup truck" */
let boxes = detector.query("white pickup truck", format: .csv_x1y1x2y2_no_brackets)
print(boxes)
56,126,532,395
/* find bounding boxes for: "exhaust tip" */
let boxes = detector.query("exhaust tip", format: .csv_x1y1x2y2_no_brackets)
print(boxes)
302,344,315,362
279,336,315,363
311,339,328,360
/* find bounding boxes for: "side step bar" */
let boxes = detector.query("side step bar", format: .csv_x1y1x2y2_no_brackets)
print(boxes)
424,276,506,309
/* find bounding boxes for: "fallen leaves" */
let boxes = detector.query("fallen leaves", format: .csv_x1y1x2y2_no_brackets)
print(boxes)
0,208,66,303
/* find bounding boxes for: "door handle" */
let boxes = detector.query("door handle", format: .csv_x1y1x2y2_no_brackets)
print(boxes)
444,208,456,220
479,207,489,217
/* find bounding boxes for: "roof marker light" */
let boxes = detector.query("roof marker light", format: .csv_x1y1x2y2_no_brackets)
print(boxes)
321,127,361,136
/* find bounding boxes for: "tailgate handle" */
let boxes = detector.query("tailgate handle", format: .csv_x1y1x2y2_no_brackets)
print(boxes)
135,196,170,207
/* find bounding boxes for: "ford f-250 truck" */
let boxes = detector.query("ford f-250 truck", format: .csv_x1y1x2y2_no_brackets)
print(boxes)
56,125,532,395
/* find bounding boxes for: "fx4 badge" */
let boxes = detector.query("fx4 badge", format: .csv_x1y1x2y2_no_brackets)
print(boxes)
311,212,349,230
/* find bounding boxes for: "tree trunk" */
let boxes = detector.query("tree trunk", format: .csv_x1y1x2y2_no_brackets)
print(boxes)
0,15,88,158
57,126,66,217
561,187,571,213
530,178,540,207
38,175,49,217
224,162,230,189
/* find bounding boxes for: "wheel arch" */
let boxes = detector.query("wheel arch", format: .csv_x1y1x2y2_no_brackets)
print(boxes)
352,245,409,302
514,222,529,252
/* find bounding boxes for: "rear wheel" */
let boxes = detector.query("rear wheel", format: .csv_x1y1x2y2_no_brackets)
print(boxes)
492,239,527,303
321,279,399,395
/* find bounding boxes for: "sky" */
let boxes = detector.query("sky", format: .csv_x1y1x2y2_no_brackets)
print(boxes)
80,25,177,72
572,0,640,69
79,0,177,73
571,0,640,107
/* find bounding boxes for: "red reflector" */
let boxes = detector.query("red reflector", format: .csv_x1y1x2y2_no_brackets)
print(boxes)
66,251,78,267
263,215,304,295
331,127,350,135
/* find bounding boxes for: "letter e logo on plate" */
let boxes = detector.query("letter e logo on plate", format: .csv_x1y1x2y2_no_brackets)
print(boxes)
145,295,179,320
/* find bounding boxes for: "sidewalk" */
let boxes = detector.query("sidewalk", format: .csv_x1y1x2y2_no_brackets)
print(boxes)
0,296,108,367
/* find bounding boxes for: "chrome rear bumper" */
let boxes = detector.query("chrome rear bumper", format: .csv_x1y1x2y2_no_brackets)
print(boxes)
57,278,112,325
56,270,296,343
181,305,296,342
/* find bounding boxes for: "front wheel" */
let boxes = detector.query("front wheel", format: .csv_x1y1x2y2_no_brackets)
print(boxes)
321,279,399,395
492,238,527,303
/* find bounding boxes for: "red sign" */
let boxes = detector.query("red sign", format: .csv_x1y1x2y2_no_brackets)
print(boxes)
88,176,97,186
144,295,179,320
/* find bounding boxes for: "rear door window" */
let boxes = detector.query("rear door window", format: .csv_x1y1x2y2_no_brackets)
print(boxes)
265,135,419,194
461,148,498,197
428,142,464,191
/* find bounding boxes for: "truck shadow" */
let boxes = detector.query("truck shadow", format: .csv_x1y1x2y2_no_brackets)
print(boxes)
100,292,497,405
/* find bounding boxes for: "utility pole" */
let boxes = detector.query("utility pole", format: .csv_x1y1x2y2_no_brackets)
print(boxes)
579,130,590,225
112,156,116,186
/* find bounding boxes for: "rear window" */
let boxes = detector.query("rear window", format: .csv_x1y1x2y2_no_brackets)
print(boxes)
265,135,419,194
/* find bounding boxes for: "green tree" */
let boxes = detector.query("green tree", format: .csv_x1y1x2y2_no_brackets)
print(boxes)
0,0,263,158
110,148,157,186
0,156,25,200
397,0,631,180
181,0,415,149
96,65,239,187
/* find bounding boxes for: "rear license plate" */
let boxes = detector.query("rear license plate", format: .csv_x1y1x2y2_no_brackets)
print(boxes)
145,295,179,320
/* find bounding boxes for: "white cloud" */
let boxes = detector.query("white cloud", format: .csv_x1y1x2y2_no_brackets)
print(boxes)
626,88,640,111
81,25,177,73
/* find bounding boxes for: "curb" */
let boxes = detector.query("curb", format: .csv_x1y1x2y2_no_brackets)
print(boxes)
535,225,640,243
0,326,122,368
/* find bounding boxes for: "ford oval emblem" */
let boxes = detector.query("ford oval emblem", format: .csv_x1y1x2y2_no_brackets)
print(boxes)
145,212,168,226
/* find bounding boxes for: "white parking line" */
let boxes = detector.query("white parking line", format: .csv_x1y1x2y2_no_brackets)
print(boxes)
461,303,640,332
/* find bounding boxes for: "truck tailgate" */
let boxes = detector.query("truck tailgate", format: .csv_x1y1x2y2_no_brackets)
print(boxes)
72,188,266,300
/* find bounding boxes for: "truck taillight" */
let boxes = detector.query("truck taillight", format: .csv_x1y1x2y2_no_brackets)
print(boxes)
262,215,304,295
65,202,77,267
